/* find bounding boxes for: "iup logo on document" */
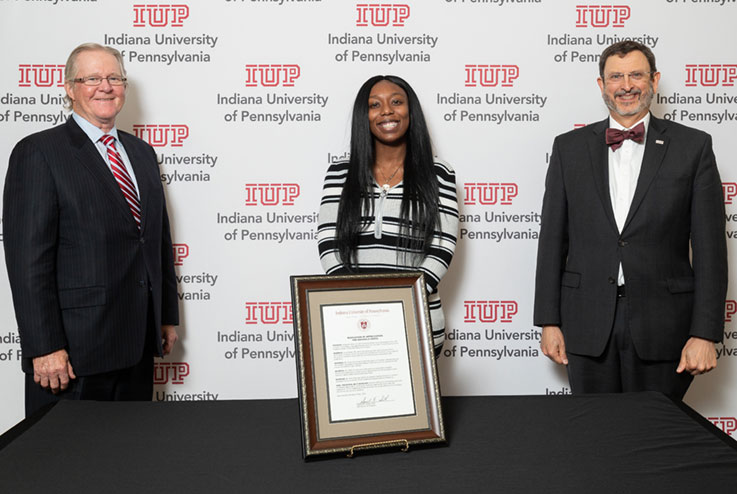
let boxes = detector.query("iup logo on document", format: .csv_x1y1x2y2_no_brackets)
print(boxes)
245,64,300,87
723,182,737,204
133,124,189,147
357,319,371,331
154,362,190,384
245,302,293,325
133,4,190,27
463,183,518,206
708,417,737,436
575,5,630,28
355,4,410,27
18,64,65,88
685,65,737,87
244,183,300,206
464,300,518,324
172,243,189,266
464,65,519,88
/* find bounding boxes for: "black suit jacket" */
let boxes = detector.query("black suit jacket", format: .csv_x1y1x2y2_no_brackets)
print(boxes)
3,117,179,375
534,115,727,360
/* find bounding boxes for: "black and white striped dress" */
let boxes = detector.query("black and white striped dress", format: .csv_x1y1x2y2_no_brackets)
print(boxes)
317,159,459,353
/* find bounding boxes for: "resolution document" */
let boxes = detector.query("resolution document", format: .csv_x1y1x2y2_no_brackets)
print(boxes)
321,301,416,422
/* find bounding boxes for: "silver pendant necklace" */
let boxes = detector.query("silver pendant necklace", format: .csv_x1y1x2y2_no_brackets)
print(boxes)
378,164,403,193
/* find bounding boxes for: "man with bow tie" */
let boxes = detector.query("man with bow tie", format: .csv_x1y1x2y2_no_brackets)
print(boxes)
3,43,179,416
534,41,727,399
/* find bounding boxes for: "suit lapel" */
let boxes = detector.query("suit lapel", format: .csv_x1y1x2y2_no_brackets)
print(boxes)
587,119,619,233
66,118,138,229
621,115,669,233
119,131,155,233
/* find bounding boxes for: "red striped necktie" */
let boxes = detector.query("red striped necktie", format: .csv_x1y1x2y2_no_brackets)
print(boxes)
100,134,141,229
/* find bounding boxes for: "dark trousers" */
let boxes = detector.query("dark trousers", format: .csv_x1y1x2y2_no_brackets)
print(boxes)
25,315,156,418
566,294,693,400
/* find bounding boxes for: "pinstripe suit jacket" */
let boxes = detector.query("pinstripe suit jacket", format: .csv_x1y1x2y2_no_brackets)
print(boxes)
3,117,179,375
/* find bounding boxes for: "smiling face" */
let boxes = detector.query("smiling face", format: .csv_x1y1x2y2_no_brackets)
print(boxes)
367,80,410,146
597,50,660,127
64,49,126,132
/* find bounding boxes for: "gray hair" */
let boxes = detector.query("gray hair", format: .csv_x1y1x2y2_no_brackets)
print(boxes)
63,43,127,111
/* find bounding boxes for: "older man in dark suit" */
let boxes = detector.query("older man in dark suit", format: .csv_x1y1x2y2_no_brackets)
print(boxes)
534,41,727,399
3,43,179,416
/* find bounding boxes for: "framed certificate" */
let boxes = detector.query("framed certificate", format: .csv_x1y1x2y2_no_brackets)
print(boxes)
290,272,446,459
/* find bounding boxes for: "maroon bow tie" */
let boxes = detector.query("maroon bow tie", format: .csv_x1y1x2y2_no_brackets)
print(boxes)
606,122,645,151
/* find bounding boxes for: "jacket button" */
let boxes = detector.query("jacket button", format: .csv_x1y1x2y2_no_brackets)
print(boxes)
618,240,628,247
139,238,146,244
608,277,615,284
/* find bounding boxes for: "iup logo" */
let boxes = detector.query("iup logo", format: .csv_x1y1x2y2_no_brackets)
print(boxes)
464,65,519,88
154,362,190,384
172,243,189,266
726,300,737,323
708,417,737,436
245,64,300,87
723,182,737,205
355,4,410,27
18,64,65,88
244,183,300,206
133,4,190,27
464,183,518,206
245,302,293,325
464,300,518,324
685,64,737,87
132,124,189,147
575,5,630,28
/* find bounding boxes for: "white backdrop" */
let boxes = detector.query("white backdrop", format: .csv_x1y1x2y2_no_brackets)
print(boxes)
1,0,735,439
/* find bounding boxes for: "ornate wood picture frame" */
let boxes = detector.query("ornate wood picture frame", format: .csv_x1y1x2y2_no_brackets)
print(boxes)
290,272,446,459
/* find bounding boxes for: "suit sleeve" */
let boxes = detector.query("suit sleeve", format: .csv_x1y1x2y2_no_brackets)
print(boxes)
3,139,68,359
688,134,727,342
160,187,179,326
534,137,569,327
150,138,179,326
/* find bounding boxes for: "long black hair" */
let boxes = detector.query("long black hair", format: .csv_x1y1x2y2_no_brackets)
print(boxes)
335,75,440,268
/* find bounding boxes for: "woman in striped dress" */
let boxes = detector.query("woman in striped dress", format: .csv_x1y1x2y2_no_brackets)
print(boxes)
317,75,459,355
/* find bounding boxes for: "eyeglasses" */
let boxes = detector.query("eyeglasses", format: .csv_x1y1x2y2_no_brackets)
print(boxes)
73,76,127,86
605,71,652,84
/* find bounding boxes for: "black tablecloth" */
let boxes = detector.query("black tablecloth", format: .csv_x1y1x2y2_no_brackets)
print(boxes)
0,393,735,493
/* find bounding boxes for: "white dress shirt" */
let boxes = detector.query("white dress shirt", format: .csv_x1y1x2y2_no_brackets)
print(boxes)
608,112,649,286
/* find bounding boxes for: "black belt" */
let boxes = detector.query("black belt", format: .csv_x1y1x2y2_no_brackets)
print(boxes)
617,285,626,298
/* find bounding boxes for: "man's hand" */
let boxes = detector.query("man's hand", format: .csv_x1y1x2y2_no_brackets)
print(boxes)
541,325,568,365
677,336,717,376
161,325,178,356
33,349,76,394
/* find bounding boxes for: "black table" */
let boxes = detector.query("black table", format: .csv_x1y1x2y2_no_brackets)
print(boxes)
0,393,735,493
